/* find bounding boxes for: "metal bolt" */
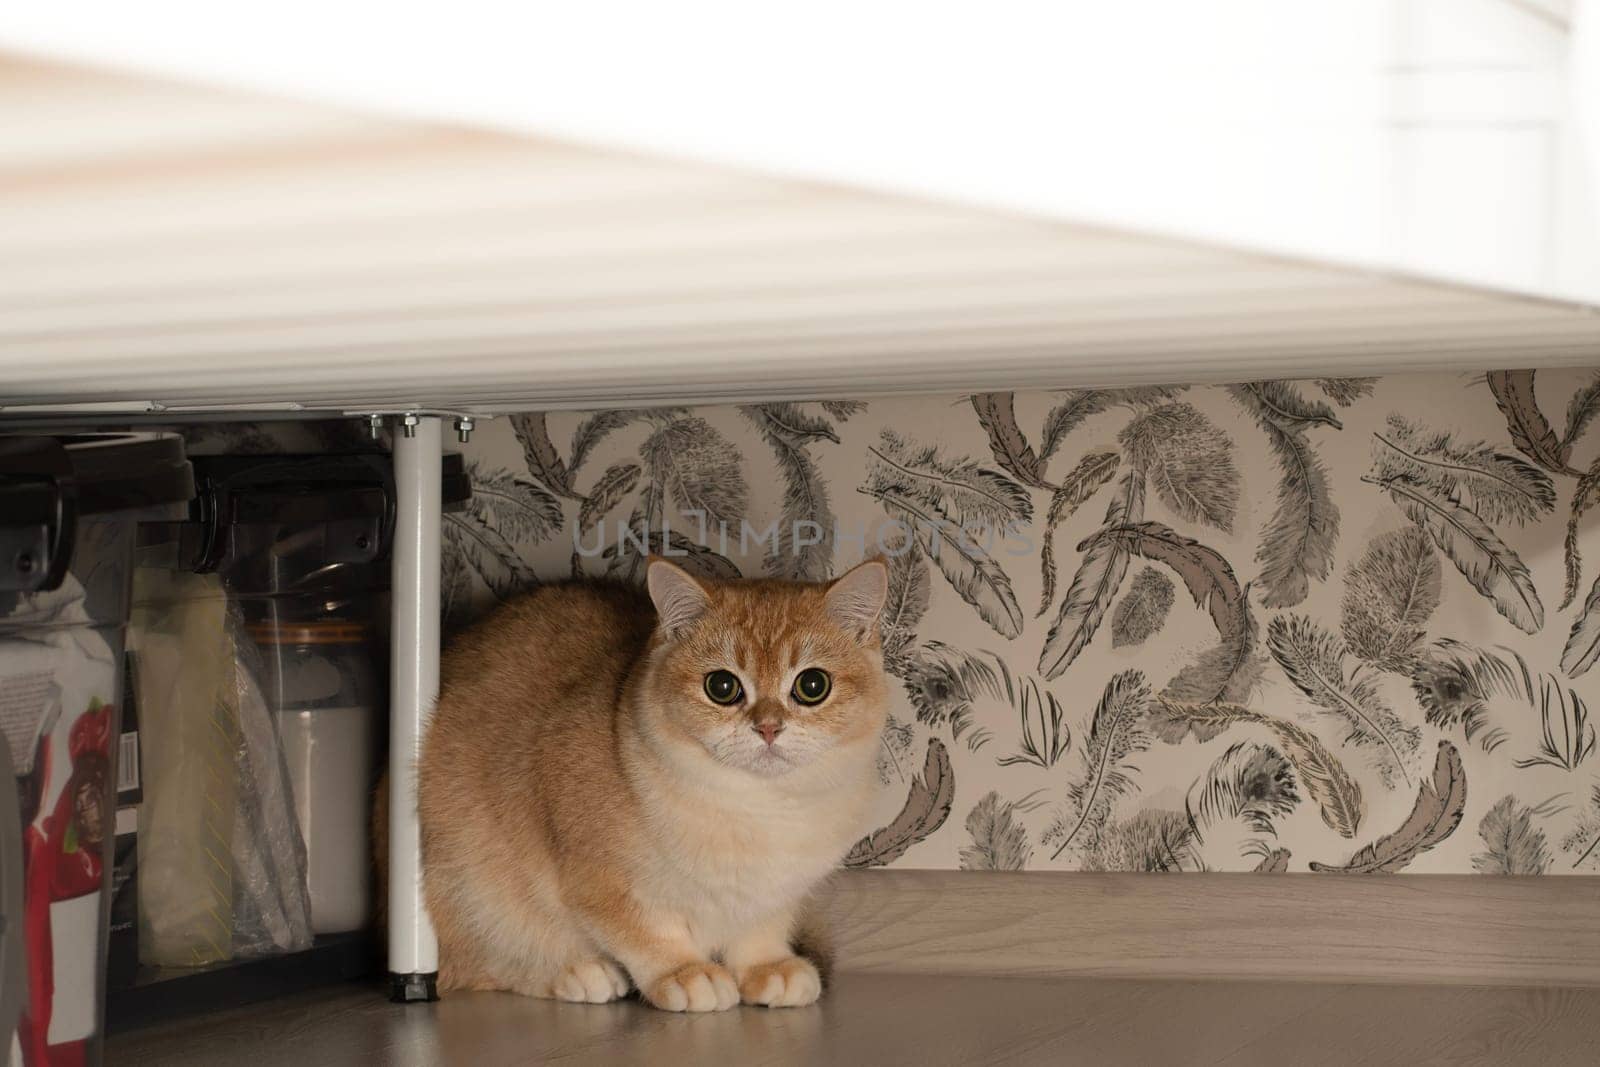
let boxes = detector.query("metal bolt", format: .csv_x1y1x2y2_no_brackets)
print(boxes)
366,414,383,440
456,416,475,443
400,413,419,438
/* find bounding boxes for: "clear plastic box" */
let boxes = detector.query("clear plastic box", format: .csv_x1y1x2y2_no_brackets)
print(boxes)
133,453,466,941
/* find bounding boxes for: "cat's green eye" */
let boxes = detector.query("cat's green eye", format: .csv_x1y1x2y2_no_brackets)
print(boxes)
792,668,831,706
704,670,744,705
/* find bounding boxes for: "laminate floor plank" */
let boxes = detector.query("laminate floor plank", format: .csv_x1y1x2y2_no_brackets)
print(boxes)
1213,982,1600,1067
107,973,1600,1067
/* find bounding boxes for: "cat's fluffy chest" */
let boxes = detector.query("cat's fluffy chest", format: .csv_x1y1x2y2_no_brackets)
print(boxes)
635,768,872,943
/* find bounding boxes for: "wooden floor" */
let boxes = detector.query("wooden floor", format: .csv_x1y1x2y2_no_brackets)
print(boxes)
109,973,1600,1066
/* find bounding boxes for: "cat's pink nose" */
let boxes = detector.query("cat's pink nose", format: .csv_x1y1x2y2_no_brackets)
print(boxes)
755,722,784,745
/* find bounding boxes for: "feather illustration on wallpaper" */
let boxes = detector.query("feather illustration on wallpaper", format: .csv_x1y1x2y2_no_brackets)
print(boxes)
437,367,1600,875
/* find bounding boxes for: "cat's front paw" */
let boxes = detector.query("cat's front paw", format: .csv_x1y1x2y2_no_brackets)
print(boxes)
550,959,630,1004
736,956,821,1008
644,961,739,1012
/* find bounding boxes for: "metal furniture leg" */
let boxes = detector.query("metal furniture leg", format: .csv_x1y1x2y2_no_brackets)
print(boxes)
387,415,441,1001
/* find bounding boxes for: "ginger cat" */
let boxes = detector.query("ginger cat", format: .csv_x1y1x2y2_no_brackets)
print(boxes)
411,556,889,1011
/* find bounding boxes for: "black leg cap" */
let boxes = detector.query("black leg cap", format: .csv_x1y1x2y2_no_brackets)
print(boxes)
389,971,440,1003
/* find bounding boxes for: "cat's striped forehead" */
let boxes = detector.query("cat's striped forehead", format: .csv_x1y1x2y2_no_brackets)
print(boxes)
720,632,821,675
700,584,848,672
647,576,854,684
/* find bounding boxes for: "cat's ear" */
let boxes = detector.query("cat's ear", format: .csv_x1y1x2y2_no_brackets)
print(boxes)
825,557,889,642
646,556,711,638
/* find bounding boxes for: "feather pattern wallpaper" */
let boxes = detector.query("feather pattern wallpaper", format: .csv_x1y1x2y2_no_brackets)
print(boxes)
432,368,1600,875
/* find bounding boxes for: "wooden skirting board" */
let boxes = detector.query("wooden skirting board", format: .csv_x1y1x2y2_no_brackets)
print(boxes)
819,870,1600,988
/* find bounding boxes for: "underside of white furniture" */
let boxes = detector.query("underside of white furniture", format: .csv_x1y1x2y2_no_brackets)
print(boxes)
3,57,1600,418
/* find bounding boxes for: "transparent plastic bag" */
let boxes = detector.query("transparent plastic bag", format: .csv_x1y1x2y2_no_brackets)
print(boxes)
130,571,233,967
131,570,313,965
227,631,313,958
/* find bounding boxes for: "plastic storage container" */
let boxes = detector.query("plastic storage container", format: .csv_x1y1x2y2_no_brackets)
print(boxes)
136,453,467,939
248,620,378,935
0,434,193,1067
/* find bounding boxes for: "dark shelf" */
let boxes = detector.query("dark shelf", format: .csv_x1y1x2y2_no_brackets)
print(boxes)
106,931,379,1033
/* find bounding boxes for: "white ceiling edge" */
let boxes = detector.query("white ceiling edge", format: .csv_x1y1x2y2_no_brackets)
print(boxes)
3,0,1598,306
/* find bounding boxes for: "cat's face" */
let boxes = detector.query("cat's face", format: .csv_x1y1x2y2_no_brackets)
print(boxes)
640,558,890,778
